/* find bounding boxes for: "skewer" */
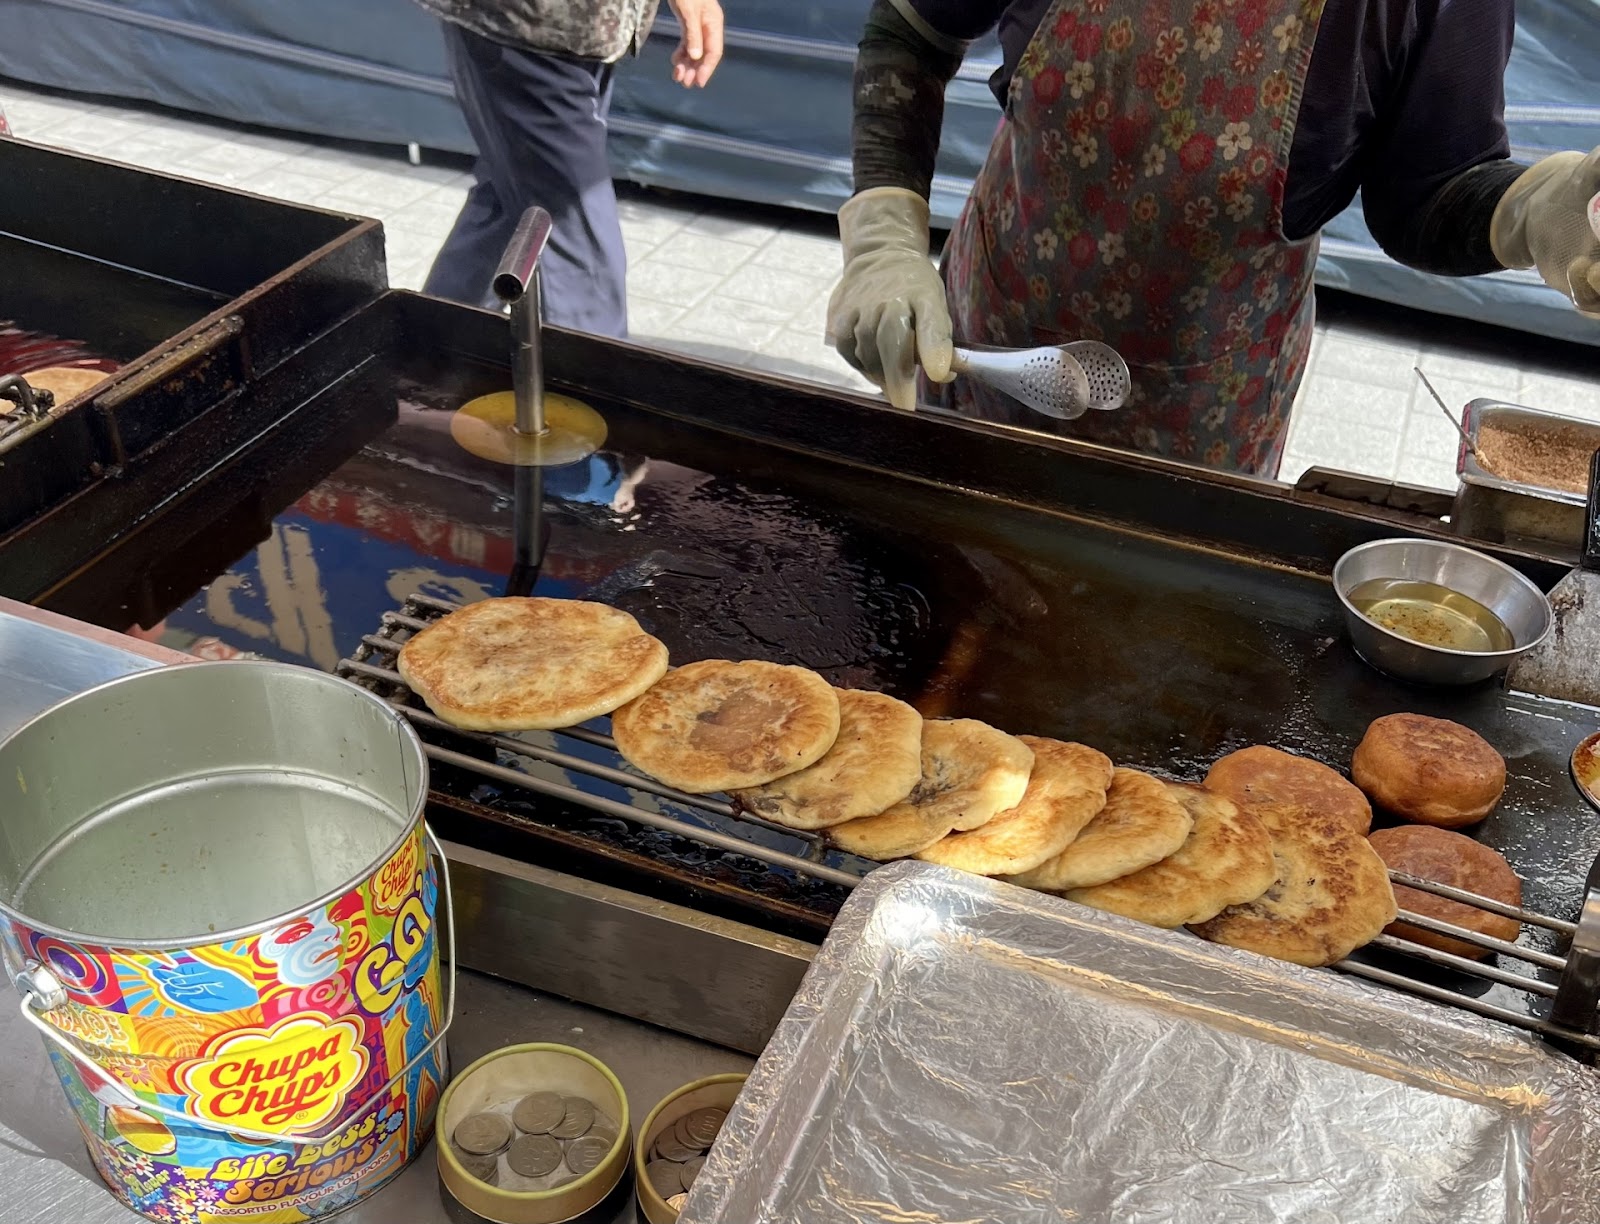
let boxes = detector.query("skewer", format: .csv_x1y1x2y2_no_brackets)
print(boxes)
1414,367,1488,466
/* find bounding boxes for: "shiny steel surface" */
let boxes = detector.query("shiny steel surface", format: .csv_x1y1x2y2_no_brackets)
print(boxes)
493,205,553,437
949,344,1093,419
688,862,1600,1224
1548,849,1600,1036
1453,400,1599,552
1505,449,1600,707
0,660,427,944
0,609,162,740
1062,340,1132,411
1332,537,1552,685
434,841,813,1056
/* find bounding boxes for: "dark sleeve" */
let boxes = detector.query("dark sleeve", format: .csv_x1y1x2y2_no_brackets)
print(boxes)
852,0,1001,197
1359,0,1520,275
1384,159,1529,275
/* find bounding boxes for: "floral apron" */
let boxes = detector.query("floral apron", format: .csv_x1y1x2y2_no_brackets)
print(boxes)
937,0,1326,475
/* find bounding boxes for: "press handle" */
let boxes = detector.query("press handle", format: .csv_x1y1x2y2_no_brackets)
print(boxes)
492,206,553,437
1549,844,1600,1038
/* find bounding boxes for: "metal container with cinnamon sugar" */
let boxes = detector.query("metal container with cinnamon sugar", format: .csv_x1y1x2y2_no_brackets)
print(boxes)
1453,399,1600,551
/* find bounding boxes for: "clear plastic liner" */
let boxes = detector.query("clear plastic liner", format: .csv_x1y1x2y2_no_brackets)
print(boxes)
686,861,1600,1224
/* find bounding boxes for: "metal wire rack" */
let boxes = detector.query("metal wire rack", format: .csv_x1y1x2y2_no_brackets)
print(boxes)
339,593,1600,1054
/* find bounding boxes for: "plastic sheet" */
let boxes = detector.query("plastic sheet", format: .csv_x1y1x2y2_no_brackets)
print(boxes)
687,861,1600,1224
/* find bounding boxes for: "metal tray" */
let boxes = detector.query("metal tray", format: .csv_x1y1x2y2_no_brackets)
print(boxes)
0,137,385,594
1453,399,1600,552
688,862,1600,1224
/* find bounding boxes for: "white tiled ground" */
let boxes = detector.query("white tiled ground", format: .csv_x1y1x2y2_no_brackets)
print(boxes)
5,80,1594,487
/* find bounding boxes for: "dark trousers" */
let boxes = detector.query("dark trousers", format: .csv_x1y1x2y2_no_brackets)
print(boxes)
424,22,628,338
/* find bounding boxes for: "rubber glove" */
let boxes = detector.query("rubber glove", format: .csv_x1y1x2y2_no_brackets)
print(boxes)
1490,148,1600,318
827,187,954,411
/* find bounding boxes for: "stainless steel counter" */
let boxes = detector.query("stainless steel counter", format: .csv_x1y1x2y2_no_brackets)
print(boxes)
0,603,167,740
0,606,763,1222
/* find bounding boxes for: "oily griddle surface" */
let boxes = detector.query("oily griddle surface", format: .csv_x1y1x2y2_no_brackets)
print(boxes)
393,387,1600,943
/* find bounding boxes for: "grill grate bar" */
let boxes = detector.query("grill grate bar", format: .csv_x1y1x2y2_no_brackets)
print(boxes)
1366,934,1558,998
1335,958,1600,1050
395,703,827,846
1389,907,1566,970
420,739,861,889
341,594,1600,1052
360,631,625,751
1388,869,1574,935
339,662,833,850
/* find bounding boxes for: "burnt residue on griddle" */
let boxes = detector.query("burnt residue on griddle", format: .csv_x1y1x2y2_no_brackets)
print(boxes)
599,469,951,694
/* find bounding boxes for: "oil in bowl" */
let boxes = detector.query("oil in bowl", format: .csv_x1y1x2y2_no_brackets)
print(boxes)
1346,578,1515,653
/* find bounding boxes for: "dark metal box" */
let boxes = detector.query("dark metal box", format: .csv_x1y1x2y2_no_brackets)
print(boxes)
0,137,387,597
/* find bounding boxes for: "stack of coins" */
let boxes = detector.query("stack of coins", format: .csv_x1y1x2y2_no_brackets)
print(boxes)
450,1091,619,1190
643,1106,727,1211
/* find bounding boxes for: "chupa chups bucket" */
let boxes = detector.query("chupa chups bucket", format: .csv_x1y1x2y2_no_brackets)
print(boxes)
0,661,455,1222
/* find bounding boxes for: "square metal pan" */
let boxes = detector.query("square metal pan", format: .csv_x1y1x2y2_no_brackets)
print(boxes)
688,861,1600,1224
1453,399,1600,552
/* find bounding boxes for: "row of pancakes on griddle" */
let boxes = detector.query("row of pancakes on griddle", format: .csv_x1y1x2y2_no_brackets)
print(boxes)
398,597,1397,969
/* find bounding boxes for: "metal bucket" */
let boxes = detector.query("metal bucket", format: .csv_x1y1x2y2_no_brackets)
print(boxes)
0,661,454,1222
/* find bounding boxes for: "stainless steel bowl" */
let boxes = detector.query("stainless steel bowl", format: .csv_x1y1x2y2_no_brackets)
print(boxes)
1331,538,1553,686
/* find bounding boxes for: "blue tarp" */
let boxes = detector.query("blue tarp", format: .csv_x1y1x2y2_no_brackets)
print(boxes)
2,0,1596,344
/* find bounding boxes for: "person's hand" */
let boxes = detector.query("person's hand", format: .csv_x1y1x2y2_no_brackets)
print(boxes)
827,188,953,411
666,0,724,88
1491,147,1600,318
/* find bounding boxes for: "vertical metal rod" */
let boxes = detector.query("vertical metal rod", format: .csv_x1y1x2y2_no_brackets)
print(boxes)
509,274,545,437
492,206,554,438
506,464,547,597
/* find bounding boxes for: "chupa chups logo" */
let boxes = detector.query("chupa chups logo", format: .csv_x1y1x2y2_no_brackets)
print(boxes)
370,838,420,916
178,1015,369,1134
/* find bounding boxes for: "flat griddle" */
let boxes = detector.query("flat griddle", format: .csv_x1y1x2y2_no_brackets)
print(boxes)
40,288,1600,1049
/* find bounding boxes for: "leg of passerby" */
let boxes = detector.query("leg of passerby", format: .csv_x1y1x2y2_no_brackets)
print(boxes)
424,22,627,337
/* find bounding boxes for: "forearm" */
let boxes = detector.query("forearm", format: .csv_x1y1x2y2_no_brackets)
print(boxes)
1368,159,1529,277
852,0,966,199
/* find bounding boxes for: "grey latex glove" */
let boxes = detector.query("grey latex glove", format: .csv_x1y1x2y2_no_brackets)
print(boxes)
1490,148,1600,318
827,187,954,411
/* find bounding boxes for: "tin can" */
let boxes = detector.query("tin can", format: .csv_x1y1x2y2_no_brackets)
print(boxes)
635,1074,746,1224
0,661,453,1222
437,1044,631,1224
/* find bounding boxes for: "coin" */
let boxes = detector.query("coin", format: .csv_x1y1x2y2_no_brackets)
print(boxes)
565,1134,611,1176
671,1115,700,1151
681,1155,706,1188
666,1192,689,1210
452,1146,499,1184
653,1129,699,1163
588,1119,619,1147
454,1112,513,1156
645,1158,685,1199
550,1096,595,1140
682,1107,727,1148
506,1133,562,1178
512,1091,565,1135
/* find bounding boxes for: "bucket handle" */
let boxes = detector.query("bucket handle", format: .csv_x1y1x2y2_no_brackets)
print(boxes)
12,823,458,1149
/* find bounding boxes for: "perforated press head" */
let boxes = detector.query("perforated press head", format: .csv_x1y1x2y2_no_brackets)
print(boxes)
1063,341,1132,411
950,343,1129,421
